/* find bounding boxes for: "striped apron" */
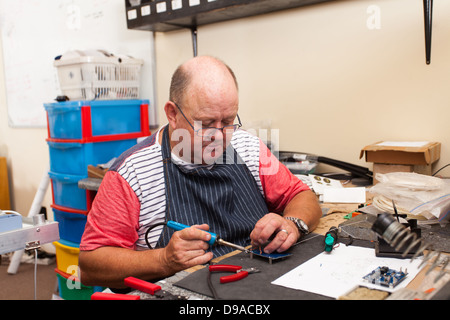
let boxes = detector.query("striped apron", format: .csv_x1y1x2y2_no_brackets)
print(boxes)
156,126,269,257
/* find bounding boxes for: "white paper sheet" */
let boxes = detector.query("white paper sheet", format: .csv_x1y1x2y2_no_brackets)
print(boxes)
271,245,423,299
322,187,366,203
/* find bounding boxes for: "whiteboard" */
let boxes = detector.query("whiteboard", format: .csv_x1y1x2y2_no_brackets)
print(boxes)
0,0,157,128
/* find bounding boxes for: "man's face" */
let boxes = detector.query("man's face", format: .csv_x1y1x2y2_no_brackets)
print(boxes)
171,75,239,165
190,102,239,165
171,97,239,165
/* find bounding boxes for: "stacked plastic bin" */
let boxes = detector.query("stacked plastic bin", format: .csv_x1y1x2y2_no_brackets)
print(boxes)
46,50,149,299
46,99,150,299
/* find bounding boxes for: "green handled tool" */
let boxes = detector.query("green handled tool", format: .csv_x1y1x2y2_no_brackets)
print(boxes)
324,226,338,252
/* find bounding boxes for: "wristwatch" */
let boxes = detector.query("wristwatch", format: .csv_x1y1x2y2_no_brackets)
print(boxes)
285,216,310,236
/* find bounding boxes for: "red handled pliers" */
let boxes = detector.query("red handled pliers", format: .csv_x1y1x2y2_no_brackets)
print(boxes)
208,264,260,284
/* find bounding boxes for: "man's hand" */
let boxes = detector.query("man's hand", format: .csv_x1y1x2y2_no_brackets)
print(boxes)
159,224,214,274
251,190,322,254
79,224,214,288
250,213,300,254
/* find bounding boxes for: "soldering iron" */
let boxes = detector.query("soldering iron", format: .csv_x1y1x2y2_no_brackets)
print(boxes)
165,220,250,253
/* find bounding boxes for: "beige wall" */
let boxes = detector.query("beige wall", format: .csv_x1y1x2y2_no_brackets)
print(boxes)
0,37,52,215
155,0,450,170
1,0,449,216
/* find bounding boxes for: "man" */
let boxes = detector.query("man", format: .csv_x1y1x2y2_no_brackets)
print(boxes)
79,56,321,289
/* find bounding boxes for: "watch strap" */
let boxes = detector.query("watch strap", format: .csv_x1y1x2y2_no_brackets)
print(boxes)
284,216,309,235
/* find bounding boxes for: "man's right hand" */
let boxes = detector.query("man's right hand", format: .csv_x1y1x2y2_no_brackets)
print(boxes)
79,224,214,288
159,224,214,274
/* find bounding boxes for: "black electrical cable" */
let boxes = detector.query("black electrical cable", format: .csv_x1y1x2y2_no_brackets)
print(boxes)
432,163,450,176
317,156,373,180
144,222,168,249
277,151,373,181
207,265,220,300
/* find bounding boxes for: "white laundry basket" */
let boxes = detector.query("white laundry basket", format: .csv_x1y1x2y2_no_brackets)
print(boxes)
54,50,143,100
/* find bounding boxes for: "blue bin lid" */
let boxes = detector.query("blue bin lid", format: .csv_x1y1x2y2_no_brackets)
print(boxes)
44,99,149,110
57,239,80,249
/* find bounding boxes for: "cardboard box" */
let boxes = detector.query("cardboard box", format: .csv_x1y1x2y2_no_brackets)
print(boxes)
360,141,441,165
360,141,441,183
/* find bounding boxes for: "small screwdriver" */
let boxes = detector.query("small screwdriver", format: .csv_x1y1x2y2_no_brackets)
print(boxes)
166,220,249,253
324,226,338,252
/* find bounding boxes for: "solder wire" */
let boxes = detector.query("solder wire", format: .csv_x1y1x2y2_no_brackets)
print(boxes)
372,195,410,216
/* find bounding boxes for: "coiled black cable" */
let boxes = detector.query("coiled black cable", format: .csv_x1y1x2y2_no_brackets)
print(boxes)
144,221,168,249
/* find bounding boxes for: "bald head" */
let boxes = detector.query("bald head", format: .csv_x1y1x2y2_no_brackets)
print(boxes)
165,56,240,165
169,56,238,105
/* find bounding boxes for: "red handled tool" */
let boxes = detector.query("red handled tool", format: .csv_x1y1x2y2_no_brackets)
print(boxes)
124,277,187,300
124,277,162,295
208,264,260,284
91,292,141,300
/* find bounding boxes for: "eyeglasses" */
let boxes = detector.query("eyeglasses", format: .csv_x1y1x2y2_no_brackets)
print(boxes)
172,102,242,137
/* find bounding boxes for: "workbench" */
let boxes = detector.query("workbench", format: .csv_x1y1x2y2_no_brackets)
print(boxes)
78,177,449,300
123,207,449,301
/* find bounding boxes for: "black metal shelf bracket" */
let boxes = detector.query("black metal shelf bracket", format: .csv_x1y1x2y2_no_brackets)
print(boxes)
423,0,433,64
191,26,198,57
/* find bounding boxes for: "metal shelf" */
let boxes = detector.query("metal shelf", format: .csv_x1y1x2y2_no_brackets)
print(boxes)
125,0,334,32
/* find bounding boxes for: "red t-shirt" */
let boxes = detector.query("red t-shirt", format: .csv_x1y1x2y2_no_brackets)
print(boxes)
80,129,309,251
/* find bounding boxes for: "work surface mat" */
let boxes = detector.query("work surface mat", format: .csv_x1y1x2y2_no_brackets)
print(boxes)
174,234,373,300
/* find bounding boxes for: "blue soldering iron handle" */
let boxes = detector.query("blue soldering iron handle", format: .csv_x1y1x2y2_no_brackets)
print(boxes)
166,220,217,246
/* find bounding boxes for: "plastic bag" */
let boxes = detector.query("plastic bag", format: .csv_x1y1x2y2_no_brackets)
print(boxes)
369,172,450,221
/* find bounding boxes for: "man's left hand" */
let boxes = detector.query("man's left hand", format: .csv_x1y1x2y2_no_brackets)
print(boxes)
250,213,300,254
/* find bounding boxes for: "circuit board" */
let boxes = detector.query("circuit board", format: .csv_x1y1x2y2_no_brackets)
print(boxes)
249,250,292,264
362,266,408,288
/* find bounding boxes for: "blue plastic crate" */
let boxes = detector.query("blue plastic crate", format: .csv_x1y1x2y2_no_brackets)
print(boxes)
47,138,139,176
49,172,89,211
0,213,22,233
44,99,150,141
52,206,87,244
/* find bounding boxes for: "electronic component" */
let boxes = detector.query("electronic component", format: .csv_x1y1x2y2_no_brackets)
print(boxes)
249,249,292,264
362,266,408,288
371,210,449,282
